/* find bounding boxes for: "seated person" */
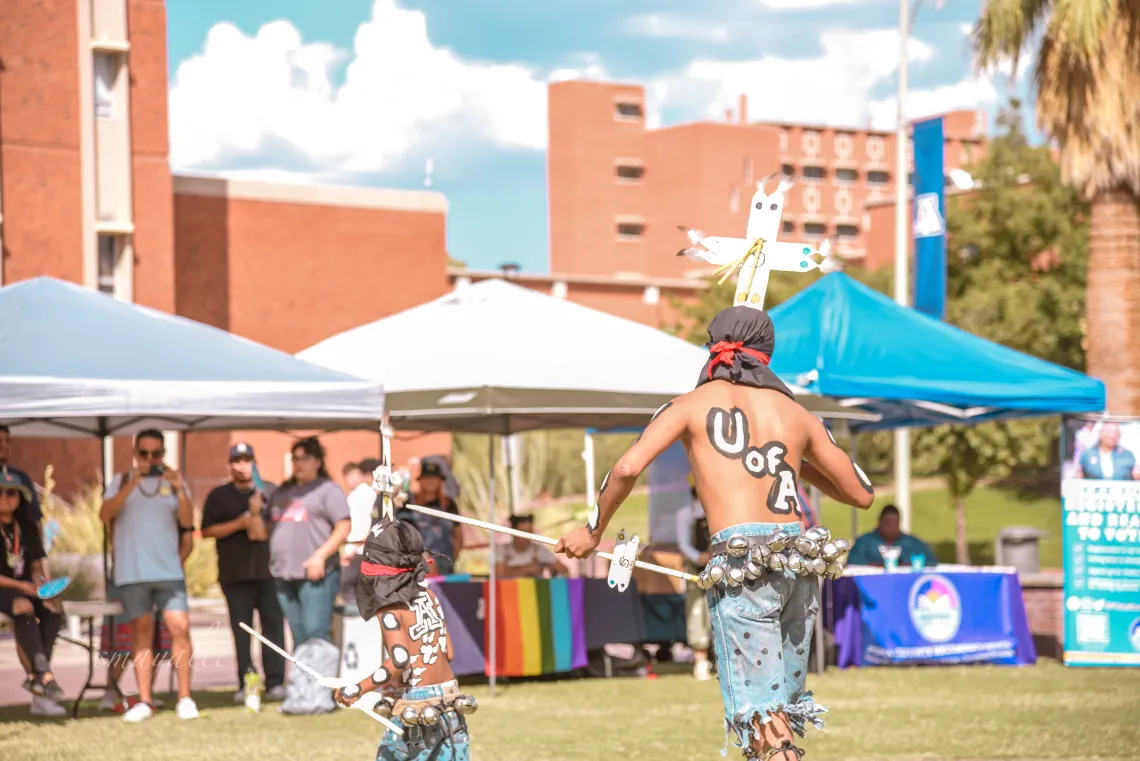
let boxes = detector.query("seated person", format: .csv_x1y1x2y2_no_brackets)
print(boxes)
496,514,567,579
848,504,938,567
335,517,476,761
0,471,64,702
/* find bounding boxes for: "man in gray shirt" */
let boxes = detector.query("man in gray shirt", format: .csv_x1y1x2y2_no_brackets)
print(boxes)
100,429,197,723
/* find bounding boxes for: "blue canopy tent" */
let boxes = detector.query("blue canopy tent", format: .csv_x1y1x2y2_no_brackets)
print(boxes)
767,273,1106,430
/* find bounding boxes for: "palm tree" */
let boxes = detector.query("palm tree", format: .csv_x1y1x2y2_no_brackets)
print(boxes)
972,1,1140,414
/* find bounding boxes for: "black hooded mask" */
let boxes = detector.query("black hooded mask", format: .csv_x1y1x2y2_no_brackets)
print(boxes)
356,517,430,620
696,306,794,399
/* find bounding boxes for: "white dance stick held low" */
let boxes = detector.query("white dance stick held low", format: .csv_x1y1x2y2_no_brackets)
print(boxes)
239,622,403,735
400,501,698,583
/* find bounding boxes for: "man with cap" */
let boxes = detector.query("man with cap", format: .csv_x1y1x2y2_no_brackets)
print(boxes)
201,442,287,702
0,469,66,711
397,460,462,576
334,516,477,760
556,305,875,761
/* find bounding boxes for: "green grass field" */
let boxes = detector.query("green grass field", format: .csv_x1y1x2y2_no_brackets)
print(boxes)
2,662,1136,760
520,484,1064,569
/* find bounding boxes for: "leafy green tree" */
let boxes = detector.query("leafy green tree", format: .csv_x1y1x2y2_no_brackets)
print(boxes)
913,101,1089,562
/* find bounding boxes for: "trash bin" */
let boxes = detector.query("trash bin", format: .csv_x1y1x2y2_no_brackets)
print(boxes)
995,527,1049,574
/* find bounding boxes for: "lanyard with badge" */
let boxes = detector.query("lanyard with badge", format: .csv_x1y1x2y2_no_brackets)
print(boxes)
2,521,23,577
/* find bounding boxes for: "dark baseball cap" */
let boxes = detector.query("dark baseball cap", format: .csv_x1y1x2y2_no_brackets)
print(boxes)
0,470,32,502
419,461,444,479
229,442,256,461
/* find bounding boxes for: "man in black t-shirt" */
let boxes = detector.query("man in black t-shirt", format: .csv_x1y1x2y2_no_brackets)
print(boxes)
201,443,286,702
396,460,462,576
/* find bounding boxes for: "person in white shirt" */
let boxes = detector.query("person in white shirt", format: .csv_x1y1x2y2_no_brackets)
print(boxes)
495,514,568,579
340,459,381,604
675,475,713,680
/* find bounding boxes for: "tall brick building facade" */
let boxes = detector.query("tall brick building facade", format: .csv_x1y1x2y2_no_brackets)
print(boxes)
0,0,449,497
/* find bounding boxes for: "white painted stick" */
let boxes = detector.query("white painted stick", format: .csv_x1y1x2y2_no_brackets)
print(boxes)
239,622,403,735
400,501,697,583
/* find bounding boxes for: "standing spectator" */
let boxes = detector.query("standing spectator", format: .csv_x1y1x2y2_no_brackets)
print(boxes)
421,454,461,503
496,513,567,578
0,471,65,716
340,458,380,604
397,460,462,576
675,477,713,680
0,425,42,523
268,436,351,646
201,443,287,703
99,429,198,722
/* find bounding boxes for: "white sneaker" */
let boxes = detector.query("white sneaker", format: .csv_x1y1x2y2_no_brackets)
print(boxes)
175,696,200,720
30,695,67,718
122,702,154,722
694,659,713,681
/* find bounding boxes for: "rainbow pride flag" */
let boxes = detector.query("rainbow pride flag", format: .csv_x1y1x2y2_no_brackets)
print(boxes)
482,577,589,677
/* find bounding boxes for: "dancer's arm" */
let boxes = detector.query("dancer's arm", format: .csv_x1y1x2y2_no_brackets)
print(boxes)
556,398,688,558
334,609,414,706
801,416,875,509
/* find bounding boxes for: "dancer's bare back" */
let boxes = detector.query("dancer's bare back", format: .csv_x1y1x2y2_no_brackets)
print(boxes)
556,380,875,558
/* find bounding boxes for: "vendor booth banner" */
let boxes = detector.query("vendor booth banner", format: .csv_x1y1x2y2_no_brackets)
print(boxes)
912,115,946,321
857,572,1026,665
1061,417,1140,667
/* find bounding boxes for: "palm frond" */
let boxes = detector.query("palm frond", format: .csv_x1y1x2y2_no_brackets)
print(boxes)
972,0,1051,76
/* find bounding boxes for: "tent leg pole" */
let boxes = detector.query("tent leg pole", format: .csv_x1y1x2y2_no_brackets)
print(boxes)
811,485,826,675
502,435,516,516
488,432,497,698
101,431,113,592
582,432,596,578
848,434,859,542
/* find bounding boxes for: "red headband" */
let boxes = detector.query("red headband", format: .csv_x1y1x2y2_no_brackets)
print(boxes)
707,340,771,379
361,561,414,577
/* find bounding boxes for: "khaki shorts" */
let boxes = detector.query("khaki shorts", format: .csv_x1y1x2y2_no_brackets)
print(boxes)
685,576,711,651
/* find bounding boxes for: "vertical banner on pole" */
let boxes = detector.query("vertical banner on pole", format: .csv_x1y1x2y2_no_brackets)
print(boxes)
912,116,946,320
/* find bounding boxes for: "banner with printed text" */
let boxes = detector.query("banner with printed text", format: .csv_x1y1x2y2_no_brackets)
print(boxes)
1061,416,1140,667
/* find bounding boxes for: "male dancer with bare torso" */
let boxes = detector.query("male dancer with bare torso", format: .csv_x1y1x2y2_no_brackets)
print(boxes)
334,517,477,761
556,305,874,760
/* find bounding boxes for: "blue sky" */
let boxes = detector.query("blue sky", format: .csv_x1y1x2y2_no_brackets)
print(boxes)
166,0,1030,273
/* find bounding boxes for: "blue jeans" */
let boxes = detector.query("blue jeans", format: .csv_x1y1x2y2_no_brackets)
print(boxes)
705,522,826,756
275,568,340,646
378,681,471,761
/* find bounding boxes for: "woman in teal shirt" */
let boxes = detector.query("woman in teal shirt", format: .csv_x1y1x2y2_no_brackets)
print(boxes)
847,504,938,567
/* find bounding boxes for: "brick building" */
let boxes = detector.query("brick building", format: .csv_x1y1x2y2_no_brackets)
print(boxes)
546,80,986,279
0,0,449,498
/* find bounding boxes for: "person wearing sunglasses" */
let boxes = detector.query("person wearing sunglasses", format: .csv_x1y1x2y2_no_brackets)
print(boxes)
100,428,197,722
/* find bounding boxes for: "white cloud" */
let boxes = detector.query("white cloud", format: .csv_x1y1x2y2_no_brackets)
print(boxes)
649,28,1008,131
169,0,551,180
621,14,732,42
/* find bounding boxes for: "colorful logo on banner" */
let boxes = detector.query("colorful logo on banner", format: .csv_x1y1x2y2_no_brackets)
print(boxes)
908,574,962,643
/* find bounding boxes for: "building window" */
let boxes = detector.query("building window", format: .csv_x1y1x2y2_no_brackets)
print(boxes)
616,164,644,181
782,220,795,234
615,101,643,120
836,224,860,239
93,53,120,120
867,170,890,185
802,165,827,181
781,164,795,178
804,222,827,237
616,221,645,240
97,234,122,295
835,168,859,183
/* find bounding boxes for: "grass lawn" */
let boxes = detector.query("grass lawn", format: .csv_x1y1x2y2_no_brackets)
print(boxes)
524,485,1063,569
1,661,1136,760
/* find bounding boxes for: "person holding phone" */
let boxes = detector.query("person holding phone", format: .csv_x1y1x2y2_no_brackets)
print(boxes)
100,429,198,722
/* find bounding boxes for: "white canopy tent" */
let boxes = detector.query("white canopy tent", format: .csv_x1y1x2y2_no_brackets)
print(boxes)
299,278,877,693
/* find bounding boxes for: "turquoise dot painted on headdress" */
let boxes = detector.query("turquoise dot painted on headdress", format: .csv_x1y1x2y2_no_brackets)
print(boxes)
802,247,810,254
799,261,808,269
